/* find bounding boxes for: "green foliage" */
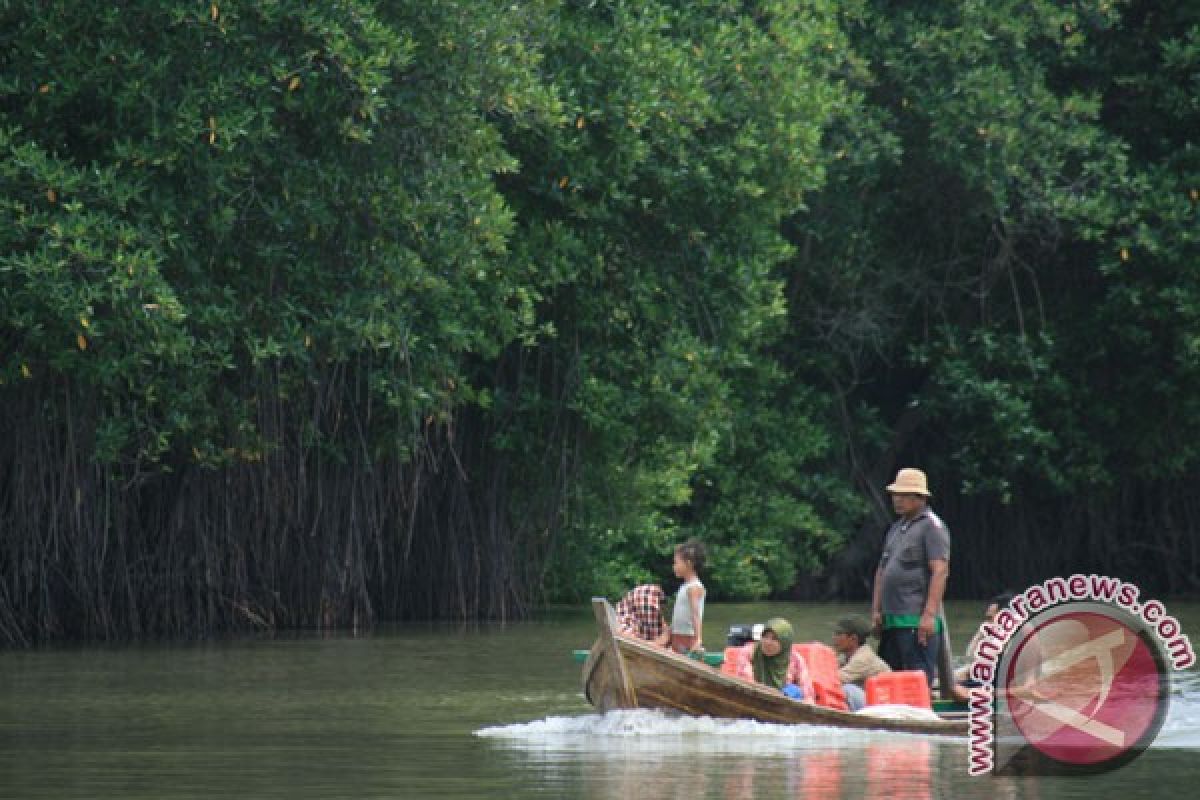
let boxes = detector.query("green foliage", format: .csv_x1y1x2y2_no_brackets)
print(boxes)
752,0,1200,598
1,0,557,468
3,0,1199,640
492,0,860,600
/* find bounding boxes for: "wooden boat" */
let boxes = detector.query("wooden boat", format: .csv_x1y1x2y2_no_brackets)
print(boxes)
582,598,968,737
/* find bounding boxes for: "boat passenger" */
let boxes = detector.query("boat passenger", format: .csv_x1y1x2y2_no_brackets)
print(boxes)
614,584,670,646
731,618,815,701
955,592,1013,682
831,615,890,710
952,592,1014,701
871,467,951,690
668,538,707,656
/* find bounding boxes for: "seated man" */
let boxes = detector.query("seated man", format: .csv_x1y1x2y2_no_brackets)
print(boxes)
614,584,670,646
832,615,891,711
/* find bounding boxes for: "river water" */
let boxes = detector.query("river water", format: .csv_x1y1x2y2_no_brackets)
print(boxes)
1,602,1197,798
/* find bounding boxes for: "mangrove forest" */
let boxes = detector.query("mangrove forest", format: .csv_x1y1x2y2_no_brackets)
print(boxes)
1,0,1198,644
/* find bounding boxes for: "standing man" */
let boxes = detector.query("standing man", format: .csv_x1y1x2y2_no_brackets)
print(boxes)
871,467,950,690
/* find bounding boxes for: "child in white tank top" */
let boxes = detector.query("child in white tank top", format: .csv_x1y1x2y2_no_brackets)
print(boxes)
668,539,706,655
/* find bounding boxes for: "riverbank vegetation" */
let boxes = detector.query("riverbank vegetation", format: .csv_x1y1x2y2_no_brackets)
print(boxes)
2,1,1197,643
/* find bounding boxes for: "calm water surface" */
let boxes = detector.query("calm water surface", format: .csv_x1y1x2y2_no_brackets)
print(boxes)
1,602,1197,798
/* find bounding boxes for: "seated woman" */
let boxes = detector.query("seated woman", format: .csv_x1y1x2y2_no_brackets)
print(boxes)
614,584,670,646
731,618,814,701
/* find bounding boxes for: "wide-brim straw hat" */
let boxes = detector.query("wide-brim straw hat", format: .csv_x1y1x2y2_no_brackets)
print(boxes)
886,467,931,497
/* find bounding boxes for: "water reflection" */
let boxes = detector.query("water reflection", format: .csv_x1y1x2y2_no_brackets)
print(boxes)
697,742,931,799
585,739,942,799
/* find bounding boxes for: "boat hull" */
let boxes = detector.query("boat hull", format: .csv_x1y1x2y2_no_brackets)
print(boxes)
583,598,968,737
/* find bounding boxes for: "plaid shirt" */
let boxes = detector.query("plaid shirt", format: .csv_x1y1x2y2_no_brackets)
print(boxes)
615,584,666,641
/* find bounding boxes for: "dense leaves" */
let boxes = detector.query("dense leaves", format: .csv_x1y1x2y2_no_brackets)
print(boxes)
1,0,1197,642
796,0,1200,595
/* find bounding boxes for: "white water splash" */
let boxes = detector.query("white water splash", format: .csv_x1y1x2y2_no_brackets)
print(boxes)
1156,669,1200,748
476,709,911,756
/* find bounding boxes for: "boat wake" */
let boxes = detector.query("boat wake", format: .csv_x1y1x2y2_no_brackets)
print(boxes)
476,709,894,754
1156,668,1200,748
477,710,957,796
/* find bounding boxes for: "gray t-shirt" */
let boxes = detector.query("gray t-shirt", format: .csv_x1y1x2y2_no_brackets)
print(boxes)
878,509,951,616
